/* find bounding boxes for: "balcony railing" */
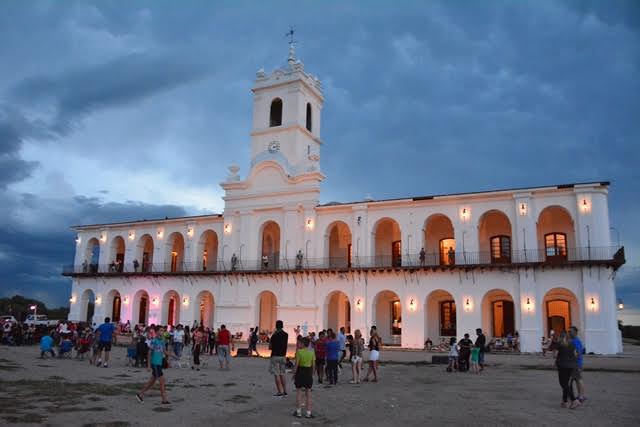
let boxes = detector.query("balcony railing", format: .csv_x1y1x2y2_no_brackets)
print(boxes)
62,246,625,276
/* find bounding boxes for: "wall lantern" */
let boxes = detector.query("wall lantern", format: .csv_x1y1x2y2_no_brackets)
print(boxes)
581,198,591,214
152,297,159,306
99,233,106,243
305,218,314,231
409,298,416,311
69,295,76,304
589,296,598,312
224,223,232,234
617,299,624,311
123,296,130,305
128,231,135,240
182,297,189,306
95,295,102,306
355,298,362,312
519,202,528,216
464,297,473,312
460,207,470,222
75,236,81,245
526,297,531,312
157,229,164,239
187,227,194,238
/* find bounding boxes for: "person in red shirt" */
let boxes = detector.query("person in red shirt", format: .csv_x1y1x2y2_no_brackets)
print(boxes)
216,325,234,370
314,331,327,384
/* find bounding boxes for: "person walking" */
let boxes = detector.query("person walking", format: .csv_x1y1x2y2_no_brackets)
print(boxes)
217,324,233,370
172,324,184,361
292,336,315,418
474,328,486,372
569,326,586,402
95,317,116,368
269,320,289,397
192,326,203,371
136,326,170,405
337,327,347,370
249,326,260,357
552,330,580,409
363,326,381,382
349,329,365,384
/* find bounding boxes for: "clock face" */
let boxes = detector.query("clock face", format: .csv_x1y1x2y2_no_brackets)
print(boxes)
268,141,280,153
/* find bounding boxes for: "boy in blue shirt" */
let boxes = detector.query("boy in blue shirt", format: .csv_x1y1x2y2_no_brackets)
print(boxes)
95,317,116,368
569,326,586,402
136,326,170,404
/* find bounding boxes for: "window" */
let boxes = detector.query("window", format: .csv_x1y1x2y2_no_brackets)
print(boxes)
306,103,312,132
439,238,456,265
391,300,401,335
269,98,283,127
440,301,456,336
490,235,511,263
545,233,567,261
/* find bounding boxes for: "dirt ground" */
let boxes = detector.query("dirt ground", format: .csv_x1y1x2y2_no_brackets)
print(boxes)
0,343,639,427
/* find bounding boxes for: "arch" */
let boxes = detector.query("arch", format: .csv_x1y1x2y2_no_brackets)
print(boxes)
305,102,312,132
133,290,150,326
84,238,101,273
161,290,180,326
543,288,581,336
106,289,122,323
481,289,515,338
165,232,185,272
537,206,575,262
425,290,456,343
326,221,352,268
373,290,401,345
136,234,154,273
198,230,219,271
260,221,281,270
257,291,278,334
478,210,512,264
372,218,402,267
269,98,283,127
195,291,215,328
423,214,455,266
79,289,96,324
325,291,351,333
108,236,126,272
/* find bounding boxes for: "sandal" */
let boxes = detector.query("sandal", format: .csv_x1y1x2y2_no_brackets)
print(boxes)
162,401,171,405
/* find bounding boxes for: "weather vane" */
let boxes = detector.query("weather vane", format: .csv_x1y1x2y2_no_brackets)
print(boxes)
286,26,296,47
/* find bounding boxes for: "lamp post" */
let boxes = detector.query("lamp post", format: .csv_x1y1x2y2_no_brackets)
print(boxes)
30,304,37,323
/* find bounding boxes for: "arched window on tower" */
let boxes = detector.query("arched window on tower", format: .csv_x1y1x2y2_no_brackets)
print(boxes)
306,103,312,132
270,98,283,127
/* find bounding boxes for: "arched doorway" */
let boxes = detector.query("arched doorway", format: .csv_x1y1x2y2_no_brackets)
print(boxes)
537,206,575,262
80,289,95,324
481,289,515,338
260,221,281,270
195,291,215,328
198,230,219,271
84,238,101,273
108,236,126,272
162,290,180,326
326,291,351,333
478,210,512,264
257,291,278,334
326,221,352,268
425,290,456,343
166,232,185,272
106,290,122,323
136,234,154,273
133,290,150,326
373,290,401,345
543,288,580,336
372,218,402,267
423,214,455,266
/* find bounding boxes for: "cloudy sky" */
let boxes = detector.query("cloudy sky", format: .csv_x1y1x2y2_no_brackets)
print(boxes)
1,1,639,322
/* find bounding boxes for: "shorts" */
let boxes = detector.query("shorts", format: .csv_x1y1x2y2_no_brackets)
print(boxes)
217,345,231,363
98,341,112,352
294,367,313,389
269,356,287,375
369,350,379,361
572,367,583,380
151,364,163,378
478,352,485,364
351,355,362,364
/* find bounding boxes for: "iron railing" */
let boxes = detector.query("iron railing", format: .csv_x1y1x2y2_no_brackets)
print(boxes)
62,246,624,276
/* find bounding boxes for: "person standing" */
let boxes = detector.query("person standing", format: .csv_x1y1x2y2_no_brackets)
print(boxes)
314,330,327,384
292,336,315,418
95,317,116,368
363,326,381,382
269,320,289,397
458,333,473,372
337,327,347,370
136,326,170,405
249,326,260,357
191,326,203,371
475,328,486,372
419,248,426,266
217,324,233,370
172,324,184,360
325,330,340,385
208,328,216,355
349,329,365,384
552,330,580,409
569,326,586,402
39,331,56,358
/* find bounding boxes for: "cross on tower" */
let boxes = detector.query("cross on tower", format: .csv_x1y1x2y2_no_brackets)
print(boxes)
285,26,296,47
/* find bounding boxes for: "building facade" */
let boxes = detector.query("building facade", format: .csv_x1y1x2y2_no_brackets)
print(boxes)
65,46,625,354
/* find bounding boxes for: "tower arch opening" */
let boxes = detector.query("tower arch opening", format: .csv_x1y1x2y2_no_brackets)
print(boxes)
269,98,283,127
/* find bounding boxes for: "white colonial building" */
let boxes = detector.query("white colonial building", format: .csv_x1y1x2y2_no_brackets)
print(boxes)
65,46,625,354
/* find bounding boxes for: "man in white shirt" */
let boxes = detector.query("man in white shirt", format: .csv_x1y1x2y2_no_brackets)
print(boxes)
172,325,185,358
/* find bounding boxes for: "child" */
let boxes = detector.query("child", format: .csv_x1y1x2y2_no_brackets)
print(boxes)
314,331,327,384
293,336,315,418
40,332,56,358
136,326,170,404
446,337,458,372
470,345,480,373
127,335,137,367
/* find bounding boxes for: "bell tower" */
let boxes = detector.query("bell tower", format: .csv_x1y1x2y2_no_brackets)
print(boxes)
249,43,324,178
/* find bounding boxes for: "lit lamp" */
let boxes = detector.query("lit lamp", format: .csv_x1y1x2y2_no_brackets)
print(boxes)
305,218,314,231
99,233,106,243
128,231,135,240
75,236,81,245
617,299,624,311
464,298,473,312
157,229,164,239
224,223,232,234
95,295,102,305
589,296,597,312
409,298,416,311
460,207,470,222
356,298,362,312
525,297,532,312
187,227,194,238
123,296,130,305
519,202,528,216
69,296,76,304
581,198,590,214
152,297,159,306
182,297,189,306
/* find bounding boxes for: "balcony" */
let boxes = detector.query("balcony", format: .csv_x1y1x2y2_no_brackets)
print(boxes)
62,246,625,277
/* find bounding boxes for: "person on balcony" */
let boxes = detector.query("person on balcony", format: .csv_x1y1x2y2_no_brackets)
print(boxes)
82,260,88,273
419,248,426,266
262,255,269,270
447,247,455,265
231,253,238,271
133,259,139,272
296,250,304,270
